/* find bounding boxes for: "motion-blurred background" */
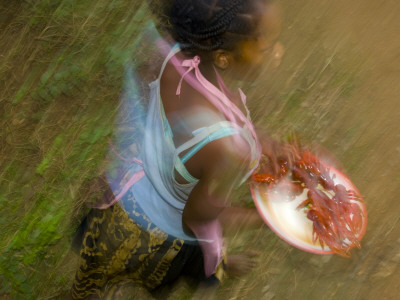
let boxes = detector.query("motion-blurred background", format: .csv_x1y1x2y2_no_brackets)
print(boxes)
1,0,399,298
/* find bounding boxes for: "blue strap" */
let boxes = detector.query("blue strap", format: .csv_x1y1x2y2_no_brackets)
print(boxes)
180,127,238,164
175,156,198,183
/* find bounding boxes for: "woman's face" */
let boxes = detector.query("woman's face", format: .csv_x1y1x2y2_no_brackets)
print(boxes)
229,3,284,79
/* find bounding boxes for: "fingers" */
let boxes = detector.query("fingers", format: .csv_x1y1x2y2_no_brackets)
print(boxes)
241,249,261,257
225,250,261,277
259,135,307,176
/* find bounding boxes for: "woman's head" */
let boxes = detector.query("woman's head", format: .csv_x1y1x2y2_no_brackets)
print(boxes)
166,0,283,70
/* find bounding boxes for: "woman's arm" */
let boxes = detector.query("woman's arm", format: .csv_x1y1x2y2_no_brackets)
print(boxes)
218,206,263,234
182,136,251,277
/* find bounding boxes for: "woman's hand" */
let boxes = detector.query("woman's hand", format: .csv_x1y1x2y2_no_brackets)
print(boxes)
256,130,346,176
256,131,301,175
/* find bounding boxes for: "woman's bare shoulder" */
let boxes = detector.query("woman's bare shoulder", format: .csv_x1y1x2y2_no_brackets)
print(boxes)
186,129,252,183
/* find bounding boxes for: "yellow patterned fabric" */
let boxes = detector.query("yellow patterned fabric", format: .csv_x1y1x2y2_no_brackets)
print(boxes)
71,203,183,299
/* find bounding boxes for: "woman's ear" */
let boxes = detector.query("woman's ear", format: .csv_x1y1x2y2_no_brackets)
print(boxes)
212,50,233,70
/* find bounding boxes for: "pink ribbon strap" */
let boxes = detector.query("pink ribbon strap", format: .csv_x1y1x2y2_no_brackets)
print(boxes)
94,140,145,209
108,138,143,165
94,168,145,209
176,56,200,96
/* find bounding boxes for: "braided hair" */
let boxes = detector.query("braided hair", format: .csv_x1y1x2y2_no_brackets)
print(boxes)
166,0,270,58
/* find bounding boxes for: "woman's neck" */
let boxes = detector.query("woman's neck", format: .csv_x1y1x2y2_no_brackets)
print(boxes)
199,62,242,104
198,62,219,87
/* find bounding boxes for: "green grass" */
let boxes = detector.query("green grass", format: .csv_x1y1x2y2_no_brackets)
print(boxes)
0,0,153,298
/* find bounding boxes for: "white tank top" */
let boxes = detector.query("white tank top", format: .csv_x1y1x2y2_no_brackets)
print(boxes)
107,44,261,241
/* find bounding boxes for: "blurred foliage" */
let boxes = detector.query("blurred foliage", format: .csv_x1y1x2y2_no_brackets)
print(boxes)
0,0,152,298
0,0,368,299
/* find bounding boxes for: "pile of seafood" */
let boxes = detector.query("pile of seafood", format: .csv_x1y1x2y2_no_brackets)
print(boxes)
252,150,365,257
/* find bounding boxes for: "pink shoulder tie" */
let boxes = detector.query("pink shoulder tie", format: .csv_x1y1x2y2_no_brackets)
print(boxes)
94,139,145,209
176,56,200,96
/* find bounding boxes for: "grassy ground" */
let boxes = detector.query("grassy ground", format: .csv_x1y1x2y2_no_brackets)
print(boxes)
1,0,400,299
0,1,152,298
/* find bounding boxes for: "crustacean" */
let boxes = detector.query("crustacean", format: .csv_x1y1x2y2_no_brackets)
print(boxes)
252,149,364,257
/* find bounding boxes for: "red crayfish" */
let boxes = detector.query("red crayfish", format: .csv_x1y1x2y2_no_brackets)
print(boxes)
252,150,364,257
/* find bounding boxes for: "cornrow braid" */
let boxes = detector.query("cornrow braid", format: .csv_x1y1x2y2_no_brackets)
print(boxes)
187,36,223,51
196,0,241,35
167,0,267,57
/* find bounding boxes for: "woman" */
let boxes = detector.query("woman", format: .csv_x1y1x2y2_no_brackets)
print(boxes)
71,0,286,298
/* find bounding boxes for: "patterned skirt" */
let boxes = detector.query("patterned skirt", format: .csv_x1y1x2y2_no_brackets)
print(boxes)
71,190,218,299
